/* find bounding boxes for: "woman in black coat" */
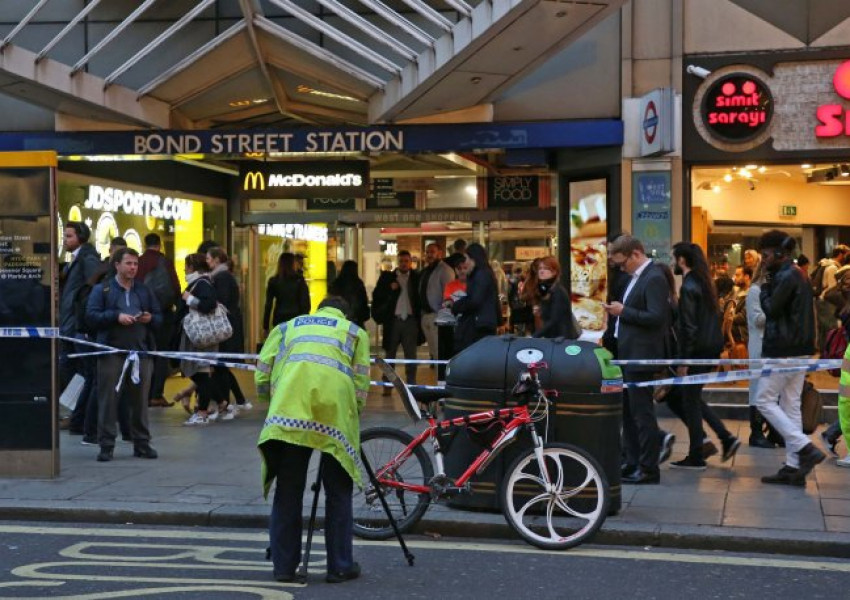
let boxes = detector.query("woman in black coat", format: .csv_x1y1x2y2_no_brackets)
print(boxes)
450,243,500,353
329,260,370,327
527,256,581,339
263,252,311,335
207,247,248,412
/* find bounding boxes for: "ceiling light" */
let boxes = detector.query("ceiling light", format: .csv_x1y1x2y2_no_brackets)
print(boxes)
801,164,813,169
229,99,251,107
295,84,359,103
745,164,758,170
723,174,733,183
758,166,767,173
712,185,722,194
252,98,269,104
739,168,752,178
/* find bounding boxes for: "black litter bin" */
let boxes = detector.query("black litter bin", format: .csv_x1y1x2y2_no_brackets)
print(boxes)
442,335,623,514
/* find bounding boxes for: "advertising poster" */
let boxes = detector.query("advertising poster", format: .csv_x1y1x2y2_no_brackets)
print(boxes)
569,179,608,339
632,171,672,263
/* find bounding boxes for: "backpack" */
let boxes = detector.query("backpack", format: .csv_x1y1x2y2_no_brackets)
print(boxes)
144,256,178,310
811,262,828,297
822,325,848,376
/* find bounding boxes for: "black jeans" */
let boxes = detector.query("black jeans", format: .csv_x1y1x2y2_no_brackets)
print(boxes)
622,370,661,476
213,366,245,404
666,373,733,459
264,441,354,577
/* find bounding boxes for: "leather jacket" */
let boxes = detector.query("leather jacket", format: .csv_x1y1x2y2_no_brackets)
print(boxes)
760,261,816,357
677,272,724,359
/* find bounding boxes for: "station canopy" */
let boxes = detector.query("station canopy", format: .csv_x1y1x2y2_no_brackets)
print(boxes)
0,0,626,129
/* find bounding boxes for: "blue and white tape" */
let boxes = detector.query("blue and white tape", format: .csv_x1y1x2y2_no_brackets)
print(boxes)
612,357,841,367
625,364,825,388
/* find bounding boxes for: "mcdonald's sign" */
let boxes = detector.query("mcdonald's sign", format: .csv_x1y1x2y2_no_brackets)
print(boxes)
243,171,265,191
239,160,369,199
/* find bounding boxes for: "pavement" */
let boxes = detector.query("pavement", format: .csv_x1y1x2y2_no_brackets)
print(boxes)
2,370,850,558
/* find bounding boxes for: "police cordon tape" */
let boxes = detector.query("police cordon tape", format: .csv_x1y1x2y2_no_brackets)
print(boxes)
2,327,838,391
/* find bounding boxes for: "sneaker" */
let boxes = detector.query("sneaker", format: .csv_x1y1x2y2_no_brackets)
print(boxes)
797,443,826,477
326,562,361,584
821,430,840,457
207,410,219,422
721,437,741,462
80,435,97,446
701,440,719,460
761,465,805,486
238,401,253,411
658,432,675,465
837,455,850,468
670,456,707,470
184,413,209,426
219,406,236,421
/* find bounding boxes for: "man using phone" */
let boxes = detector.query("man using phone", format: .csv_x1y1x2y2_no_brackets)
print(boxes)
86,248,162,462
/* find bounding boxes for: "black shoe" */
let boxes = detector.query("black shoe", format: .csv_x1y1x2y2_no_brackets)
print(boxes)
761,465,805,486
96,446,114,462
620,464,639,478
701,440,719,460
670,456,707,471
133,443,158,459
326,562,361,584
658,432,675,465
797,443,826,477
749,434,776,449
621,470,660,485
721,437,741,462
80,435,97,446
821,430,840,457
275,571,307,584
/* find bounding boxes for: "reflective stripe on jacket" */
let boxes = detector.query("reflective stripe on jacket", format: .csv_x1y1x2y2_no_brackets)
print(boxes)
255,306,371,496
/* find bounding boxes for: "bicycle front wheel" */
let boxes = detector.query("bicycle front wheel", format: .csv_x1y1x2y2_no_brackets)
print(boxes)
353,427,434,540
502,442,609,550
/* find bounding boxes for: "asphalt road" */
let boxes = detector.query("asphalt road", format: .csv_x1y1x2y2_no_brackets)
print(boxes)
0,521,848,599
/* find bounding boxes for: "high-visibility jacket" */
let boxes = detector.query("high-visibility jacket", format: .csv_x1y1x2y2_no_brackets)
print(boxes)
839,343,850,439
255,306,371,496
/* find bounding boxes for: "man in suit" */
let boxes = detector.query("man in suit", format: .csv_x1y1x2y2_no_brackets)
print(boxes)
372,250,421,388
604,235,672,484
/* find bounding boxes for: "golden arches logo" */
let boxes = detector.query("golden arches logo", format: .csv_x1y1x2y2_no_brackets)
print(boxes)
243,171,265,191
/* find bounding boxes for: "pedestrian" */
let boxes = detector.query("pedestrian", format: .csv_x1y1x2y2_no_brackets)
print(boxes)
80,237,132,447
522,256,581,339
756,230,825,485
746,260,775,448
668,242,741,470
418,243,455,361
604,235,672,485
372,250,421,386
178,253,227,425
85,248,161,462
256,296,370,584
136,233,181,408
329,260,370,327
814,245,849,347
450,243,500,353
452,239,467,254
208,247,249,412
731,265,752,355
796,254,811,278
58,221,102,435
263,252,311,336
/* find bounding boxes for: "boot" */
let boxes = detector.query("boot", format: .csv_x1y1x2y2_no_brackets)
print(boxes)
765,419,785,447
748,407,775,448
96,446,114,462
133,443,158,459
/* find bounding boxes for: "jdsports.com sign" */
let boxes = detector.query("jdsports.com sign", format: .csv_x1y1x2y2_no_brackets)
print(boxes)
239,160,370,199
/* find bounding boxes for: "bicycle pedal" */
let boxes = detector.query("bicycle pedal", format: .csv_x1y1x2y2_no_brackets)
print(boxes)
441,484,471,498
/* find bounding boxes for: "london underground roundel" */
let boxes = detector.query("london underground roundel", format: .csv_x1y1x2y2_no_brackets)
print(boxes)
700,74,773,143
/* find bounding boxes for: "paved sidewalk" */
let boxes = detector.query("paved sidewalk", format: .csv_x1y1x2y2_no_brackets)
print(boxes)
1,372,849,557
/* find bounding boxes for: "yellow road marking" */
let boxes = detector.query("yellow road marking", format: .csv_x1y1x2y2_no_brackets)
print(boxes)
0,523,846,574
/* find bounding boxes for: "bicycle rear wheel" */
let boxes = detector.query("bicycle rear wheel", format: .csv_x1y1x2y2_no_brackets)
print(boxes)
353,427,434,540
501,442,609,550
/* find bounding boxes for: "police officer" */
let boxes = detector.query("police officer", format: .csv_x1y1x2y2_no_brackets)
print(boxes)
255,296,370,584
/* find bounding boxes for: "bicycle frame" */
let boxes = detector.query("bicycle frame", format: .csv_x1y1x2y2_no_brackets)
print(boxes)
373,404,543,496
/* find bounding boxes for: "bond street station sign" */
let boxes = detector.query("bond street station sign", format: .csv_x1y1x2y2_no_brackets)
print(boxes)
239,161,369,199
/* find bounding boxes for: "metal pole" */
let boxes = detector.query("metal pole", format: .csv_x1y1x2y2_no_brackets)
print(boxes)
298,458,324,579
361,452,415,566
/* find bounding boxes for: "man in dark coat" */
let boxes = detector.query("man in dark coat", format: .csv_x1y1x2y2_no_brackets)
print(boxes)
372,250,421,387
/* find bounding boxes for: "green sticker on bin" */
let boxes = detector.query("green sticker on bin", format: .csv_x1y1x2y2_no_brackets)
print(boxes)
565,345,582,356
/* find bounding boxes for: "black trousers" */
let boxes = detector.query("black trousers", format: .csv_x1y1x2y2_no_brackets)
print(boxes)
622,370,661,476
264,441,354,577
665,381,733,458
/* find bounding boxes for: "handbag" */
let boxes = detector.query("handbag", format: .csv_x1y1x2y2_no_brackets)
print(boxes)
183,303,233,348
800,380,823,435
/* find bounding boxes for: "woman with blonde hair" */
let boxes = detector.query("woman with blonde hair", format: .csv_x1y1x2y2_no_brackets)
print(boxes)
522,256,581,339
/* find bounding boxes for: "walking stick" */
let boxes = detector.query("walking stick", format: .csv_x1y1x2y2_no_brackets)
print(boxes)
361,451,415,566
297,458,324,580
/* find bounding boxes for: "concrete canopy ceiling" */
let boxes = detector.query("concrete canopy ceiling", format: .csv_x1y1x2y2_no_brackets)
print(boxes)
0,0,626,129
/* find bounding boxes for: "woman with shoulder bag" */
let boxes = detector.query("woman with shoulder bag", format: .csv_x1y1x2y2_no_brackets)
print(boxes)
178,253,228,426
208,247,248,413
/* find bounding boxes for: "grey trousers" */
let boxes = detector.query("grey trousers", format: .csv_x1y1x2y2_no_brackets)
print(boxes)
387,316,419,383
97,354,153,448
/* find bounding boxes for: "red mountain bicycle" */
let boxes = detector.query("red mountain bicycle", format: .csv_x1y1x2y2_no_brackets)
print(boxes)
354,360,609,550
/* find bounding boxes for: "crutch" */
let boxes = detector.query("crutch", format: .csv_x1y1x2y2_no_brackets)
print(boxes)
361,450,415,566
297,458,324,580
